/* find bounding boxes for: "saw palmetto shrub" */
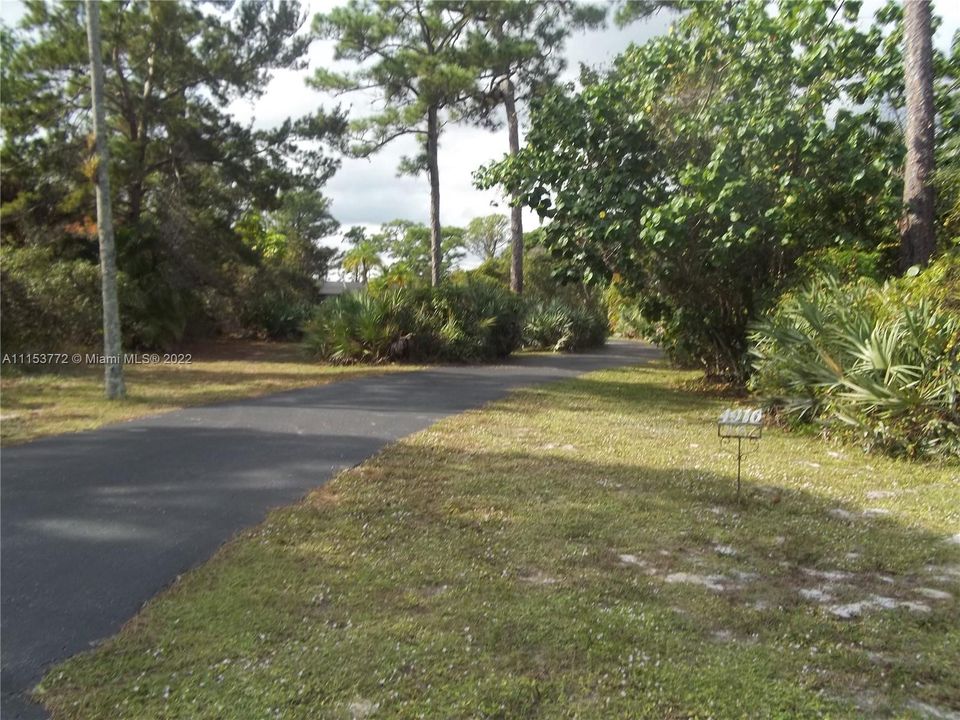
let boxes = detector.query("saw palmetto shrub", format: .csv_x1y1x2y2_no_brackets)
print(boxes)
749,254,960,461
303,277,524,364
522,299,609,352
426,279,525,361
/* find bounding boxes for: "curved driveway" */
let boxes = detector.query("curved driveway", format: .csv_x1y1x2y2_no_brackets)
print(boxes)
1,340,658,718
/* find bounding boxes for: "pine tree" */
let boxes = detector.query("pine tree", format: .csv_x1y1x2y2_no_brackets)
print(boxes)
466,1,605,293
312,1,480,286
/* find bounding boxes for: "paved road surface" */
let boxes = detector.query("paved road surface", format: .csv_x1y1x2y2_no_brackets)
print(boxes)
1,341,658,718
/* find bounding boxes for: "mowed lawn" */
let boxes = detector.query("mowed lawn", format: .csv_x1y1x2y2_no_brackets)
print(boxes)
0,342,410,445
36,363,959,719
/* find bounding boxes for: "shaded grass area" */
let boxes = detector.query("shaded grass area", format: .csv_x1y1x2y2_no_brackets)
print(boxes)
36,364,959,718
0,342,411,445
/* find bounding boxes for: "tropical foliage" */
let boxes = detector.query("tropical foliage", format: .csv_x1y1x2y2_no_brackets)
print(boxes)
749,254,960,460
522,299,608,352
479,1,957,380
304,278,525,364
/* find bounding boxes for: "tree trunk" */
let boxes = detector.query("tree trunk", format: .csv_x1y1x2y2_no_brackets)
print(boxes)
427,105,442,287
900,0,936,270
503,76,524,294
129,180,144,225
85,0,126,399
129,44,156,225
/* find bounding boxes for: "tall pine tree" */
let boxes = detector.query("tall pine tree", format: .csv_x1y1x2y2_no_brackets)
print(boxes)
311,0,480,286
900,0,936,269
2,0,344,346
465,1,605,293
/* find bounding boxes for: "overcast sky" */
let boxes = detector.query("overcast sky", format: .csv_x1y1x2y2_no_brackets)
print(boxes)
2,0,958,262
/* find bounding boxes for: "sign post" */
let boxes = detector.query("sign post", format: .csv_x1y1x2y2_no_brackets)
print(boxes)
717,408,763,501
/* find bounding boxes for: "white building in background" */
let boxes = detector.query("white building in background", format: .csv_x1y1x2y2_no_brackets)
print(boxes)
319,280,364,297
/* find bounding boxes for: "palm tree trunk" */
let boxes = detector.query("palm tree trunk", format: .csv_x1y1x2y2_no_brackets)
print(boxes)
85,0,126,399
427,105,442,287
900,0,936,270
503,76,523,294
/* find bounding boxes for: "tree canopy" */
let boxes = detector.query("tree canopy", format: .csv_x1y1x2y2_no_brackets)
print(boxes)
311,0,481,286
375,219,466,281
463,213,508,262
1,0,344,348
480,0,956,378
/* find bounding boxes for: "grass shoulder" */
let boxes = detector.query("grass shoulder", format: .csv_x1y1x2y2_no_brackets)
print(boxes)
0,341,414,446
36,363,959,718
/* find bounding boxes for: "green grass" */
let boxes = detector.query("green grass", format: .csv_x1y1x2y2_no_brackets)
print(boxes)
0,342,412,445
36,363,959,718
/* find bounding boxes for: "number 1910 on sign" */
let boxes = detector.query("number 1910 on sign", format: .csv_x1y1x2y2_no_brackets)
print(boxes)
718,408,763,425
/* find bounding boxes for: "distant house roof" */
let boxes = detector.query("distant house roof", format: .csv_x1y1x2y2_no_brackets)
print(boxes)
318,280,364,296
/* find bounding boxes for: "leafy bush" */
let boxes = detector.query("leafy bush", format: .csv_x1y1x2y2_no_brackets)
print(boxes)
242,289,315,341
233,267,317,341
749,255,960,461
427,279,525,361
522,300,609,352
0,246,103,353
792,246,893,286
303,278,523,364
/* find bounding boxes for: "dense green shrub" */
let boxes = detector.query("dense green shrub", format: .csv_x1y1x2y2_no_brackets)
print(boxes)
427,279,525,361
303,278,524,364
792,246,894,286
233,266,318,341
749,255,960,461
0,242,319,353
302,290,402,363
0,243,197,352
0,246,103,353
522,300,609,352
239,287,314,341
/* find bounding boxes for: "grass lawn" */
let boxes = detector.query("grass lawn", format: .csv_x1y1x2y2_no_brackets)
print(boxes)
0,342,411,446
35,363,959,719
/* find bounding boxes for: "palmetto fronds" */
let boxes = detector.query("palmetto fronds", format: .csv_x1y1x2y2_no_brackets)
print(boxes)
303,278,524,364
750,266,960,460
522,300,609,352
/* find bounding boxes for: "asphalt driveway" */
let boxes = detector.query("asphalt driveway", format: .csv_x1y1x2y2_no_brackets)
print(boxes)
1,341,659,718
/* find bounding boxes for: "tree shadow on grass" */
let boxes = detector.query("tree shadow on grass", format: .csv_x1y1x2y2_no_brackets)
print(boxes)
337,443,959,714
19,432,959,719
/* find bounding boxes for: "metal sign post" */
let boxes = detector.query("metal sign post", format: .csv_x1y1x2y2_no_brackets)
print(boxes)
717,408,763,501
